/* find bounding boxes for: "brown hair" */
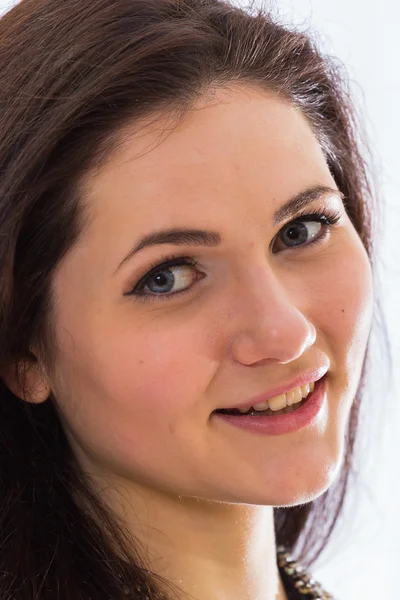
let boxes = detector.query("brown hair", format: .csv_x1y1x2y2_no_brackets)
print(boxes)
0,0,392,598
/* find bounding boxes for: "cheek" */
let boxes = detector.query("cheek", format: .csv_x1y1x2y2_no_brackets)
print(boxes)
113,325,209,416
52,316,212,475
315,231,374,384
342,253,372,351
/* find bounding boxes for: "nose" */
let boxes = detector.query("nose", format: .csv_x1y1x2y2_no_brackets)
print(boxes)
228,268,317,366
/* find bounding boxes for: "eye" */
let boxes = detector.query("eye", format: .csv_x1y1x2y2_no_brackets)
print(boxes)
124,208,342,303
273,209,341,252
125,255,201,303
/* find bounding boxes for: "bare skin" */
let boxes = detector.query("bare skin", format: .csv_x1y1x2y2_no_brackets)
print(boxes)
4,85,373,600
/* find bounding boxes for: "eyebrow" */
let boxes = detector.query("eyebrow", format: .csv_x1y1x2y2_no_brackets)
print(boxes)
115,184,344,273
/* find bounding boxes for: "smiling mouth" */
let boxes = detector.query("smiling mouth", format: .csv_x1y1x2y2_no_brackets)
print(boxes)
212,380,316,417
214,399,308,417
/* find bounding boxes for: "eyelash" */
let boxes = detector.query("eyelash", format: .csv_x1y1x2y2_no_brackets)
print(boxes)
125,208,342,303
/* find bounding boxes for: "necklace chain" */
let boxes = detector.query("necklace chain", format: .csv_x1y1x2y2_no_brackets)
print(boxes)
277,545,335,599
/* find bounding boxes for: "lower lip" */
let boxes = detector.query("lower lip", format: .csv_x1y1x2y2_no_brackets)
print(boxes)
212,376,327,435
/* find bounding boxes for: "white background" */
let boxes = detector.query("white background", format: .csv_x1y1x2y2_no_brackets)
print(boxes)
1,0,399,598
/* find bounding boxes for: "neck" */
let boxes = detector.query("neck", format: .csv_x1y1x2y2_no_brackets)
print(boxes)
98,479,289,600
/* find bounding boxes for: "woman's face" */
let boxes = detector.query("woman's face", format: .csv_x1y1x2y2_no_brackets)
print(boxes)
46,86,373,507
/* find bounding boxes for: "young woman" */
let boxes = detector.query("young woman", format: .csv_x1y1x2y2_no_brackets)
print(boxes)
0,0,390,599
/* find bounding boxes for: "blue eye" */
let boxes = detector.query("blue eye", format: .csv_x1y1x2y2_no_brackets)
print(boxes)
276,210,341,250
128,255,201,303
124,208,342,303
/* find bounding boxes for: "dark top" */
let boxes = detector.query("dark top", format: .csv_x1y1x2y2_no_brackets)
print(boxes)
277,546,335,599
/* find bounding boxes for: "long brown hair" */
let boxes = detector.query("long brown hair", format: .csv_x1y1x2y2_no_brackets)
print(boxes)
0,0,392,598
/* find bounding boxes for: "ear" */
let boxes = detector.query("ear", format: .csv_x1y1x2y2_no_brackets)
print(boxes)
1,356,50,404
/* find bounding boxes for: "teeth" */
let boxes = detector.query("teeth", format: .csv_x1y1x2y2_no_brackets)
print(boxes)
285,390,295,407
249,381,315,413
266,394,287,412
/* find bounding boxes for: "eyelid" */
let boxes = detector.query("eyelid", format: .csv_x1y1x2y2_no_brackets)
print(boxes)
133,255,199,291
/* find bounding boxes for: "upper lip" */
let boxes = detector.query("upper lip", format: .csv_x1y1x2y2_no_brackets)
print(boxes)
214,365,329,412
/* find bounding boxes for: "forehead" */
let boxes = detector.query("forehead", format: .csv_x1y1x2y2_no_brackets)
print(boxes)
82,86,328,207
74,86,333,280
